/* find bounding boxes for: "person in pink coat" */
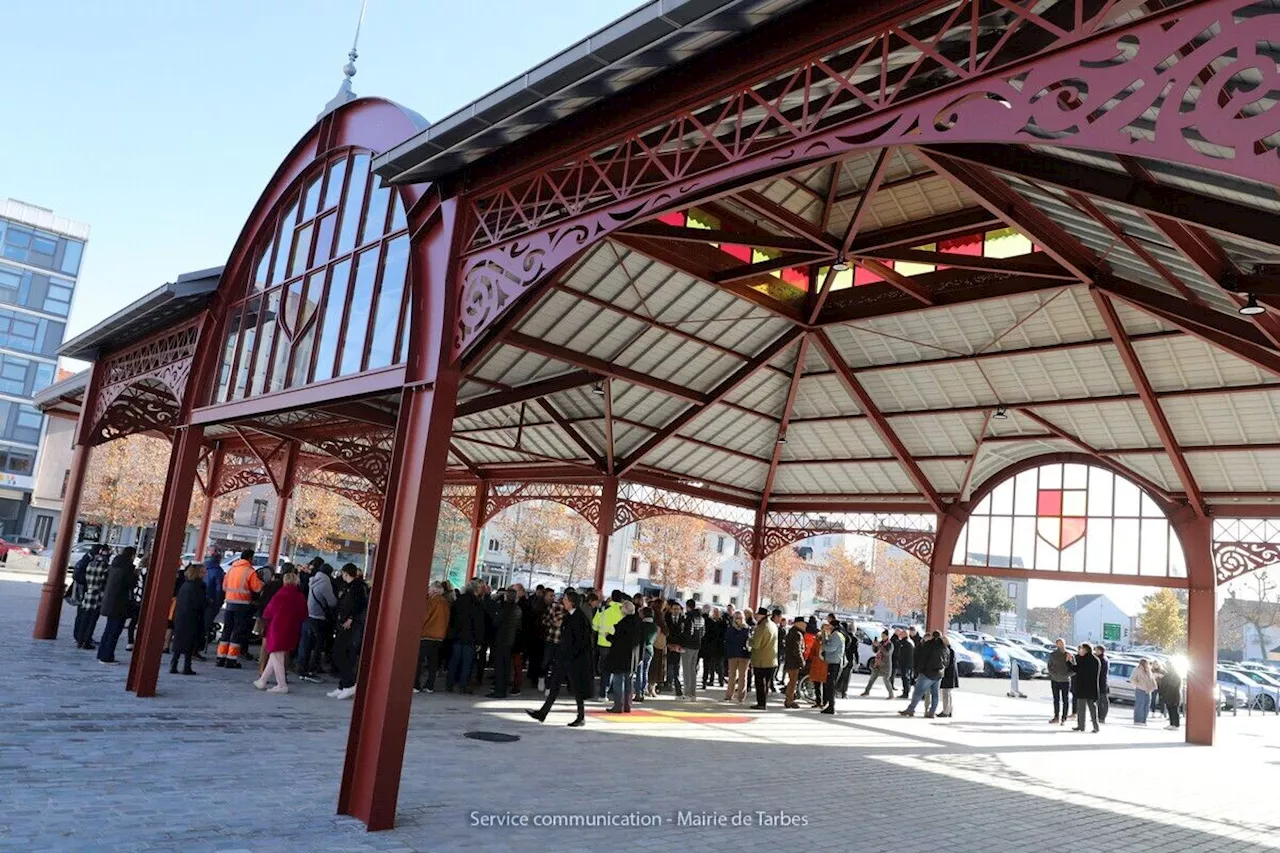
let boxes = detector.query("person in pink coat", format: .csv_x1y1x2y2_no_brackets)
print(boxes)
254,571,308,694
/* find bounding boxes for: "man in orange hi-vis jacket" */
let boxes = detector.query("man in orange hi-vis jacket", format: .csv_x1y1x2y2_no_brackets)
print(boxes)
215,550,263,669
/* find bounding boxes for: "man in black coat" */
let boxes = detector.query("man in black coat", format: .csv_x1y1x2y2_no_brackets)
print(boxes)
892,629,915,698
528,589,591,727
488,587,522,699
701,607,726,690
96,548,137,664
899,630,947,717
604,601,641,713
1069,642,1102,732
446,581,486,693
1095,644,1111,724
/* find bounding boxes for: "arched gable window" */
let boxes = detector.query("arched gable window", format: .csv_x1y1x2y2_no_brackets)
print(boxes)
955,461,1186,579
215,149,410,403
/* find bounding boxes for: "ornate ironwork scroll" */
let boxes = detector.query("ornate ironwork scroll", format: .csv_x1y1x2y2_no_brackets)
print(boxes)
1213,519,1280,584
761,510,937,560
442,483,479,521
307,430,394,494
482,482,603,527
615,482,757,554
89,319,201,443
455,0,1280,355
300,467,384,522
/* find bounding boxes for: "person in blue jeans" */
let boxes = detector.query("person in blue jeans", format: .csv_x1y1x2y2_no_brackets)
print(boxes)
1131,658,1159,725
634,607,658,703
446,580,485,693
899,630,949,718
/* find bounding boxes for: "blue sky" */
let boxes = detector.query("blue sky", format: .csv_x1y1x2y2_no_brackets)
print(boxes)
3,0,638,339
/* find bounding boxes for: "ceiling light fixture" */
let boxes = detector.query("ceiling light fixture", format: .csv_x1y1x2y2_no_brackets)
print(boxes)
777,433,788,444
832,255,851,272
1240,293,1266,316
591,381,605,396
993,406,1008,420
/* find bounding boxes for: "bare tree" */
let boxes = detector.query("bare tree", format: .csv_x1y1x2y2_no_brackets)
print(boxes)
495,501,573,586
821,542,873,611
559,513,598,589
759,547,805,609
432,504,472,584
80,435,170,541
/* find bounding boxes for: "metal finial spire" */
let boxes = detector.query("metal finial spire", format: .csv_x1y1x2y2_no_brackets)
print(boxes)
319,0,369,120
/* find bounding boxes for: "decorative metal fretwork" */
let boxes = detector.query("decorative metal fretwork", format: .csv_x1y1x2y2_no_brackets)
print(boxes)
307,429,394,493
615,482,757,554
455,0,1279,355
213,448,274,498
442,483,479,522
482,482,603,527
762,511,937,561
300,466,384,521
1214,519,1280,585
89,319,202,443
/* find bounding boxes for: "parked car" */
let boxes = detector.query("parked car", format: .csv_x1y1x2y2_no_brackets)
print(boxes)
1106,658,1140,704
0,536,42,561
989,639,1048,678
1217,668,1278,711
963,640,1013,677
851,621,888,671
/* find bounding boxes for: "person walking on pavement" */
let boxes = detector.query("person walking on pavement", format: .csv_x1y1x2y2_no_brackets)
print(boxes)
415,582,449,693
1095,644,1111,724
96,547,138,664
215,550,263,669
938,638,959,718
527,589,592,727
893,628,915,698
200,547,224,655
899,630,948,718
1069,642,1102,732
783,617,806,708
1047,638,1075,725
74,545,110,650
446,580,485,693
254,571,308,694
723,610,750,703
328,565,368,700
1131,658,1158,725
819,621,845,715
170,564,206,675
680,599,705,700
861,630,896,699
749,606,779,710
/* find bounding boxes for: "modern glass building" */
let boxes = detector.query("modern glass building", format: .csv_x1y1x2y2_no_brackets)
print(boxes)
0,199,86,541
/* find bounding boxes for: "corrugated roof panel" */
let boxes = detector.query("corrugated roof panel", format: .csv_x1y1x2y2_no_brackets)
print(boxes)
1160,390,1280,447
726,367,792,414
891,410,987,456
647,441,767,491
783,418,888,460
790,373,862,419
772,461,916,496
471,342,581,388
969,439,1077,491
1030,399,1160,449
982,346,1134,405
919,459,967,492
861,361,991,413
1187,451,1280,492
607,383,690,428
1135,336,1277,393
681,406,776,458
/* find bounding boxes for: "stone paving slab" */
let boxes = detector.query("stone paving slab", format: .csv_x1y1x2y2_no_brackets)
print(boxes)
2,576,1279,853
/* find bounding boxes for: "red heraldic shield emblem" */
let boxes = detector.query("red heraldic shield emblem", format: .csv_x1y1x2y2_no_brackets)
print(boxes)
1036,489,1087,550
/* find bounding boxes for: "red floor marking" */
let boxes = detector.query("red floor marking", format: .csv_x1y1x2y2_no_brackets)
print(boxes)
586,708,754,724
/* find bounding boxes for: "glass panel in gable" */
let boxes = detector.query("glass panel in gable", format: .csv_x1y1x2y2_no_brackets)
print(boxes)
337,154,370,255
254,289,280,396
301,173,323,221
324,156,348,210
313,212,337,267
361,179,391,246
312,259,351,383
271,198,299,284
367,235,408,370
389,192,406,231
288,223,313,278
340,248,379,375
1087,466,1113,516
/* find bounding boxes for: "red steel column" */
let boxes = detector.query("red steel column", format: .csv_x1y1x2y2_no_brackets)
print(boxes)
464,481,485,582
338,375,459,829
195,441,225,555
747,507,765,610
34,362,102,640
1179,514,1216,746
127,425,205,696
593,476,617,591
267,443,298,567
925,510,964,631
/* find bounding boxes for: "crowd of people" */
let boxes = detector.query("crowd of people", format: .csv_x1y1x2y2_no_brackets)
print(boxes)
64,556,1189,732
1044,639,1183,731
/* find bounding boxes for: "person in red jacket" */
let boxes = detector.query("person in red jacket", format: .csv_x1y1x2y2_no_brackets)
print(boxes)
254,571,308,694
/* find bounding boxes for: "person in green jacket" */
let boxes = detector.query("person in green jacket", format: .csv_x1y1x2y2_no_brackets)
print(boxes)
593,590,625,701
749,606,778,710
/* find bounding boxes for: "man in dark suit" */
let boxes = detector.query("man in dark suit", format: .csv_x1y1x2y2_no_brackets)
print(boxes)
527,589,592,727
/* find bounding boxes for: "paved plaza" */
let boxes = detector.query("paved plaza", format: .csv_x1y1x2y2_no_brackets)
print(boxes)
3,574,1279,853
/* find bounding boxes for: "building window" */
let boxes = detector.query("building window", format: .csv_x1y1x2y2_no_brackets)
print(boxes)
731,571,740,587
734,540,740,556
815,577,825,597
713,568,722,584
60,468,69,499
716,536,725,554
730,596,738,606
692,592,702,602
489,538,499,551
1008,582,1018,597
249,499,268,527
712,595,720,604
629,555,639,574
218,507,235,524
33,513,53,546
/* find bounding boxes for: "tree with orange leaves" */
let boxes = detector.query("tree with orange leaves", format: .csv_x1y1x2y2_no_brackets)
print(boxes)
633,514,715,596
758,547,805,610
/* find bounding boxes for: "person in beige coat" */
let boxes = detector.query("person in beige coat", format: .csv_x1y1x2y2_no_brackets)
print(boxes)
749,606,778,710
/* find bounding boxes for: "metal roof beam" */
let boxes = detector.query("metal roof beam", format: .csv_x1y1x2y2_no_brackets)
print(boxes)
761,333,809,513
504,332,706,404
813,330,945,514
863,247,1075,279
615,328,803,476
912,147,1099,282
614,221,824,254
1014,407,1173,501
847,208,1003,255
455,370,602,417
1091,288,1206,516
815,271,1066,326
925,143,1280,251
